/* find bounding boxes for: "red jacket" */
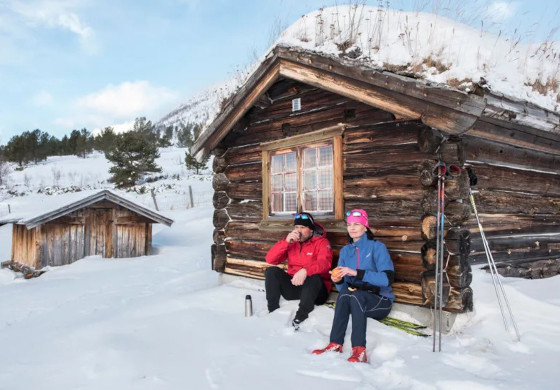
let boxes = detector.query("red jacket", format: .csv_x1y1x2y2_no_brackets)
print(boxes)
265,223,333,291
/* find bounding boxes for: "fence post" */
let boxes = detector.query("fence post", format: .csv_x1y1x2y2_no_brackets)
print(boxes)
150,188,159,211
189,185,194,208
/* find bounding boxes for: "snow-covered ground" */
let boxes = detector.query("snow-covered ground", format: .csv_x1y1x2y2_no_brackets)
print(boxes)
0,150,558,389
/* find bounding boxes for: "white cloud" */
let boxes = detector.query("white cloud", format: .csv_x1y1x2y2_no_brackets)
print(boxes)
31,91,53,106
54,81,179,131
484,1,519,23
10,0,95,50
77,81,178,117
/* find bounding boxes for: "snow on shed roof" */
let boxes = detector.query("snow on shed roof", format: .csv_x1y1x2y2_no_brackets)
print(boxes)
0,190,173,229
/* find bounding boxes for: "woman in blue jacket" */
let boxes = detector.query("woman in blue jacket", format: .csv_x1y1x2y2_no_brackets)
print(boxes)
312,209,395,363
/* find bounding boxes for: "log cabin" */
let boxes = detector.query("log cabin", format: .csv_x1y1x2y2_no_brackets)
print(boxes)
0,190,173,269
192,46,560,313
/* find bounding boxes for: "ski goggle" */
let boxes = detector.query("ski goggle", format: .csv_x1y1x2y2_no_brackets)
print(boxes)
294,213,313,221
433,162,461,179
346,211,364,217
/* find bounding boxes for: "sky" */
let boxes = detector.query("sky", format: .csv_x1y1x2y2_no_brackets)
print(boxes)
0,0,558,143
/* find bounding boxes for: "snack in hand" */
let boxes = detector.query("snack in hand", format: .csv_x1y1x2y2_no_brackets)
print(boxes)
331,267,343,279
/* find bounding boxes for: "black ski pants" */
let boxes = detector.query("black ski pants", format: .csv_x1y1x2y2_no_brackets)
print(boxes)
264,266,328,318
330,287,392,347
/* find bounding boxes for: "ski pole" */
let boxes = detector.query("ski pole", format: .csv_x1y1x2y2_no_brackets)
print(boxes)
433,165,442,351
437,173,446,351
467,168,520,341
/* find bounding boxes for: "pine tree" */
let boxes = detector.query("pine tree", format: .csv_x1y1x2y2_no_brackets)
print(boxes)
185,150,209,175
93,127,117,153
4,134,26,166
106,131,162,188
176,123,194,148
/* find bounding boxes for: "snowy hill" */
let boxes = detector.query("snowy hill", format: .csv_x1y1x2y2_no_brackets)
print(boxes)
0,147,213,218
155,76,247,131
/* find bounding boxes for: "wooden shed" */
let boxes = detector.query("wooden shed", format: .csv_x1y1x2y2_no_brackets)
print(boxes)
192,46,560,313
1,190,173,269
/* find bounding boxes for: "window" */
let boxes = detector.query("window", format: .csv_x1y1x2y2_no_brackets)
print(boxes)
261,126,344,220
270,144,333,214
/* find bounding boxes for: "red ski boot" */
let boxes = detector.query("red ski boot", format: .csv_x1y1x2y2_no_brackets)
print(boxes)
347,346,367,363
312,342,343,355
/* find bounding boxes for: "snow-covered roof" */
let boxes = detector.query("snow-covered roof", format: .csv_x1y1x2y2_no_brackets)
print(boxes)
0,190,173,228
189,6,559,160
276,6,560,113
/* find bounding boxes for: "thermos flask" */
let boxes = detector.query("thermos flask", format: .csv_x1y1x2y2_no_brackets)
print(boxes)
245,294,253,317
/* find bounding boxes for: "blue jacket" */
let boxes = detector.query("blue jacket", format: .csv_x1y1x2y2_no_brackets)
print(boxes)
335,234,395,301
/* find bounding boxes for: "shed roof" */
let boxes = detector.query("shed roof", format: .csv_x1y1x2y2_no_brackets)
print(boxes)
0,190,173,229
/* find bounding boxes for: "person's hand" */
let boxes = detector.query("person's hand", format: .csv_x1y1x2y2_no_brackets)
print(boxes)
335,267,357,278
330,267,343,283
286,230,302,244
291,268,307,286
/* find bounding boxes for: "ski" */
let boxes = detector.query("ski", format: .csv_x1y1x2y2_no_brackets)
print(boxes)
378,318,429,337
378,316,427,329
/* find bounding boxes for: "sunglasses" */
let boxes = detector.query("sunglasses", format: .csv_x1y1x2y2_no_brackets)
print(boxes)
346,211,364,217
294,213,314,221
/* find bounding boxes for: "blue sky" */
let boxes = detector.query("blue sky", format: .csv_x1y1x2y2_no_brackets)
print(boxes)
0,0,558,143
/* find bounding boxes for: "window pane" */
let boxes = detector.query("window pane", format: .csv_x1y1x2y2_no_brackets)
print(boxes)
303,191,317,211
318,191,333,211
303,171,317,190
271,154,284,174
271,175,282,191
271,193,282,213
318,145,333,166
285,152,297,172
269,143,334,215
284,192,297,212
303,148,317,169
285,173,297,191
318,169,333,190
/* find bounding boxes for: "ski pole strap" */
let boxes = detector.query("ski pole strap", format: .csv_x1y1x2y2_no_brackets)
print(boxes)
467,167,478,186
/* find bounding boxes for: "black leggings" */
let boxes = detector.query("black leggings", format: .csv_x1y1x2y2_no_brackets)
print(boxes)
264,267,329,318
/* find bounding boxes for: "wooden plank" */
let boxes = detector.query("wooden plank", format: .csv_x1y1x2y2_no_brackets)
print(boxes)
467,164,560,197
261,125,344,150
334,135,344,220
463,135,560,174
469,118,560,156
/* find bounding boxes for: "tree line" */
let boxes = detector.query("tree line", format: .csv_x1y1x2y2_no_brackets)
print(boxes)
0,118,210,189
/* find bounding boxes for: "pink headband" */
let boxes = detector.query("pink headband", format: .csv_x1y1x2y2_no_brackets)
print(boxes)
346,209,369,227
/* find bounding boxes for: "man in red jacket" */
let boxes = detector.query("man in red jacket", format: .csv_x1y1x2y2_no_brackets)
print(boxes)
265,212,333,329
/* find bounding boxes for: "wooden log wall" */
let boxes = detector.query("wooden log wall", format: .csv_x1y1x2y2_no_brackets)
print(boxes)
461,134,560,277
11,224,40,269
211,77,473,312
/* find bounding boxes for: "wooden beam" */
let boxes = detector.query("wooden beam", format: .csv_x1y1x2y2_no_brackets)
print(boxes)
193,62,281,159
278,59,482,135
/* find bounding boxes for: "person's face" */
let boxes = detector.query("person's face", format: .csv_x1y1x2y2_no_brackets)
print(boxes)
347,222,367,241
294,225,313,241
